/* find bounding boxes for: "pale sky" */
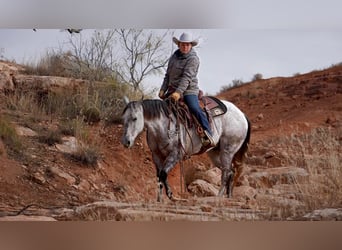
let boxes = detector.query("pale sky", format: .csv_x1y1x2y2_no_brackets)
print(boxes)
0,0,341,95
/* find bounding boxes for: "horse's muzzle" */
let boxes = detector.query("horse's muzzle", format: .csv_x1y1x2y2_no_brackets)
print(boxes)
121,136,132,148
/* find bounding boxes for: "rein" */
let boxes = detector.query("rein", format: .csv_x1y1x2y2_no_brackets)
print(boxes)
166,100,193,195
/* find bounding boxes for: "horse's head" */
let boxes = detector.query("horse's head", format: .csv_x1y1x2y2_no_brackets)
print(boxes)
121,101,144,148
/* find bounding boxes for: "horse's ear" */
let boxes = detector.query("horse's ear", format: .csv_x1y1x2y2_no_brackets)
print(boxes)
123,96,130,105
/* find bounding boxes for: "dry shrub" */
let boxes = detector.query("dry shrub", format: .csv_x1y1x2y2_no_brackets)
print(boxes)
4,89,45,121
59,118,84,136
252,73,263,81
66,118,101,167
283,126,342,212
0,115,22,152
38,129,63,146
71,143,100,167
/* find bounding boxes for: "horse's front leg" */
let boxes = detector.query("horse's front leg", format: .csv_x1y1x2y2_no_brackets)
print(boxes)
159,150,179,201
153,152,177,201
159,170,173,200
153,153,165,202
157,180,163,202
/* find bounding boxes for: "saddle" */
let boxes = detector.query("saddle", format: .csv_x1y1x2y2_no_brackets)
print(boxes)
166,95,227,135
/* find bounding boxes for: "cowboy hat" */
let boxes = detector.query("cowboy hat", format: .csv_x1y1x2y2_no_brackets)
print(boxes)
173,32,198,47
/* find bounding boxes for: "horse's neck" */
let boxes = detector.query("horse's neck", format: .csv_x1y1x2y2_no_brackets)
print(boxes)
144,115,171,131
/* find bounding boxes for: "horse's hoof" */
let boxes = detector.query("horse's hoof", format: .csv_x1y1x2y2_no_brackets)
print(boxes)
166,190,173,200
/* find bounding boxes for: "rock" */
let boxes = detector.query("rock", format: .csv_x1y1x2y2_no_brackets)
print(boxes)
15,126,38,137
0,62,24,92
246,155,265,165
12,74,85,94
188,179,218,197
264,151,276,159
233,186,257,201
257,113,264,120
303,208,342,221
74,179,91,191
48,166,76,185
55,136,79,153
59,199,268,221
31,172,46,185
0,215,56,221
72,201,128,221
237,175,250,186
201,168,221,186
0,71,14,92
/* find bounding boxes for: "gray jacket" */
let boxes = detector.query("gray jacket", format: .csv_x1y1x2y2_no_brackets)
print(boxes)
161,48,200,97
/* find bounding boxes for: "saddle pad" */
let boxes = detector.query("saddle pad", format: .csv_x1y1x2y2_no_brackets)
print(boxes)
201,96,227,117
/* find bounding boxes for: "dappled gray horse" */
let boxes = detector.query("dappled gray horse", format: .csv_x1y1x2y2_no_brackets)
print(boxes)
121,99,250,201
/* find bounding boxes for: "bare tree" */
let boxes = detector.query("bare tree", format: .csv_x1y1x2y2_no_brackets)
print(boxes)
64,29,173,91
66,30,116,81
114,29,172,91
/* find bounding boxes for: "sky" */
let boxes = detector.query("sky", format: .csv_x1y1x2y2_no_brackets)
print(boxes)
0,0,341,95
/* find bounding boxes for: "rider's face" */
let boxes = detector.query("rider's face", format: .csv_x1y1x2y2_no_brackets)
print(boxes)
178,42,192,54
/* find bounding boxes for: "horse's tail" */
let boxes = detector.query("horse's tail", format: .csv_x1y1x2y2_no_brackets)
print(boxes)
241,114,251,159
233,115,251,182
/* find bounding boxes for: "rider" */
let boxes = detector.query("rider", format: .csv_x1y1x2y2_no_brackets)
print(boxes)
158,32,215,147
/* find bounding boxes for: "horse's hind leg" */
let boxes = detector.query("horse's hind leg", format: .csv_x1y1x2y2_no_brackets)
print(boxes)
208,148,235,198
226,168,235,198
208,148,234,197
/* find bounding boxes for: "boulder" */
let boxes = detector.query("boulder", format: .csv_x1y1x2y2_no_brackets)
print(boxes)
188,179,218,197
201,168,221,186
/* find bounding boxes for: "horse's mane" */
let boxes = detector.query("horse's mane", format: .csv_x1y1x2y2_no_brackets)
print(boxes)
141,99,170,120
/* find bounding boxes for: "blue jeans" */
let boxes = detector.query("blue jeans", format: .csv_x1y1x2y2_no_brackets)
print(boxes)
184,94,212,135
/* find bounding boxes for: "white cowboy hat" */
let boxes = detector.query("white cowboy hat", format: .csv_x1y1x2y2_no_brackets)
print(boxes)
173,32,198,47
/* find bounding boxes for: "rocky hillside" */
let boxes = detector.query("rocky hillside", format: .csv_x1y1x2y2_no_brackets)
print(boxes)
0,60,341,221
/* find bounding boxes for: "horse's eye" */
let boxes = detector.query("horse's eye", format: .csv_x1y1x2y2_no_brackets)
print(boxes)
132,117,137,121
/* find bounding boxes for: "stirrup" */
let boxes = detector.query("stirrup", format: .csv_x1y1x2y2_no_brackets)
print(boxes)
203,130,215,147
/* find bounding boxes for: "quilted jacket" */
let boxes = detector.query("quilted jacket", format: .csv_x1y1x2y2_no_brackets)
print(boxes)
160,48,200,97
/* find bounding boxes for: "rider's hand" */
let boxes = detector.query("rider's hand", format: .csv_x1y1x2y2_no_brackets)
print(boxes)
170,92,181,102
158,90,165,99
